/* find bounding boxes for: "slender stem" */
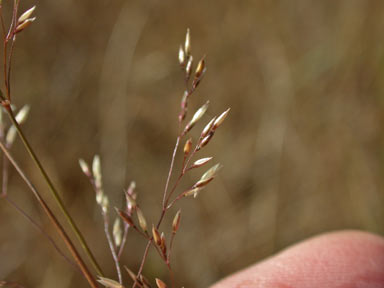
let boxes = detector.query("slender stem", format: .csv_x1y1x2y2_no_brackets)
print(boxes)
6,35,16,98
132,241,151,288
86,174,122,283
2,149,9,196
161,135,181,208
134,80,197,287
168,232,176,262
166,263,175,288
167,233,176,288
117,223,129,260
4,106,104,276
0,6,6,40
164,174,183,208
3,37,8,98
0,141,98,288
102,210,122,284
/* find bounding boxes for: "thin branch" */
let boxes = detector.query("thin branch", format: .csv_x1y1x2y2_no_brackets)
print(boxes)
85,173,123,283
102,210,122,284
117,223,129,260
161,134,181,208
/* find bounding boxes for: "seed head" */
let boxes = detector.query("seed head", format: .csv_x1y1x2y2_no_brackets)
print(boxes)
78,159,91,177
127,181,136,195
183,138,192,155
116,208,134,227
172,210,181,233
96,192,103,205
185,101,209,133
101,195,109,213
15,105,30,124
136,207,147,232
15,17,36,34
5,126,16,146
213,108,230,130
179,91,189,121
92,155,102,189
194,176,214,188
113,217,122,247
201,163,222,180
195,57,206,79
97,276,124,288
155,278,167,288
198,131,214,150
201,116,216,138
125,193,136,209
178,45,185,67
190,157,213,169
152,225,161,246
18,6,36,24
185,55,193,80
183,187,203,198
160,232,167,255
184,28,191,56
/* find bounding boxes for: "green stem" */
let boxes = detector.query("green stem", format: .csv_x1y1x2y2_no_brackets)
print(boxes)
4,106,104,276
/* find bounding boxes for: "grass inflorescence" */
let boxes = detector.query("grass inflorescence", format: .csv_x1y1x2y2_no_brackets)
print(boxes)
0,2,229,288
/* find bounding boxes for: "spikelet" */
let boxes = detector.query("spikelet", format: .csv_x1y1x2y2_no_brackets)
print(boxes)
178,45,185,67
190,157,213,169
97,276,124,288
152,225,161,246
113,217,122,247
184,28,191,56
18,6,36,24
6,105,30,146
155,278,167,288
183,138,192,155
184,101,209,133
116,208,134,227
172,210,181,233
213,108,230,130
136,207,147,232
78,159,91,177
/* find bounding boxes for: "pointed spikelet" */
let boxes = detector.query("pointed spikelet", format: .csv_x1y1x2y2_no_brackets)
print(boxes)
78,159,91,177
184,28,191,56
183,138,192,155
152,225,161,246
136,207,147,232
213,108,230,130
97,276,124,288
172,210,181,233
190,157,213,169
155,278,167,288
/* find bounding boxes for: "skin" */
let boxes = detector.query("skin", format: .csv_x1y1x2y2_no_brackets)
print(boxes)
211,230,384,288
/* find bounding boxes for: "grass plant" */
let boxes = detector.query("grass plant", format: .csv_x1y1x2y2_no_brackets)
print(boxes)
0,2,229,288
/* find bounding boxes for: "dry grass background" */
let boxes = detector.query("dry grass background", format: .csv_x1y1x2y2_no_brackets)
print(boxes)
1,0,384,287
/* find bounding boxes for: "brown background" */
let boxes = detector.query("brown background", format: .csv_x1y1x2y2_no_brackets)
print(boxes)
1,0,384,287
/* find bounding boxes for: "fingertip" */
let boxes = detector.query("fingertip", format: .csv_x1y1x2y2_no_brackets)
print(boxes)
211,230,384,288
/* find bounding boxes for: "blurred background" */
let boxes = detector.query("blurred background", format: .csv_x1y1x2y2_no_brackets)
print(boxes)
1,0,384,287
